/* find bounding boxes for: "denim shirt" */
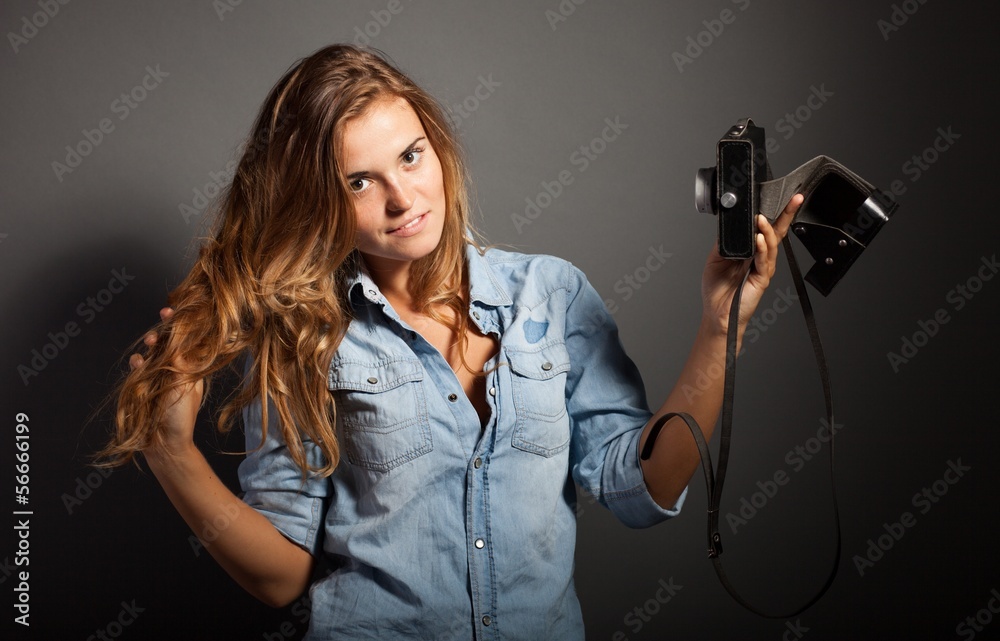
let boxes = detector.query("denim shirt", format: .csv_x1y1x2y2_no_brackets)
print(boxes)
238,243,687,640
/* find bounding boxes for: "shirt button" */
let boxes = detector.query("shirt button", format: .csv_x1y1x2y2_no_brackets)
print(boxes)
482,615,492,626
541,361,553,371
367,288,377,299
448,393,458,402
367,376,378,384
475,538,485,549
488,386,496,397
474,457,482,469
473,311,481,320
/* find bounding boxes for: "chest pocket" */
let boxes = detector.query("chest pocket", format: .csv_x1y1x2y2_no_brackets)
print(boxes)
507,341,571,457
329,358,432,472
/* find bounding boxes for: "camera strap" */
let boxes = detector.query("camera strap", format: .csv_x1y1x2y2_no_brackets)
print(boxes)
641,242,838,618
642,144,896,616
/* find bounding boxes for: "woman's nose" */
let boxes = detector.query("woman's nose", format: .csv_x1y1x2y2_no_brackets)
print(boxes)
385,176,415,212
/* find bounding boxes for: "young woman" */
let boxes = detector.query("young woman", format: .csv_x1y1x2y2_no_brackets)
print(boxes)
99,44,801,639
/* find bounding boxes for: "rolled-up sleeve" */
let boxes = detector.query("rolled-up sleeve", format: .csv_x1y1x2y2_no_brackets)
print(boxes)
563,261,687,528
238,378,330,557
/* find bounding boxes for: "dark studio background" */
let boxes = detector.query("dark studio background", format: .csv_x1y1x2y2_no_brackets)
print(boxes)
2,0,997,639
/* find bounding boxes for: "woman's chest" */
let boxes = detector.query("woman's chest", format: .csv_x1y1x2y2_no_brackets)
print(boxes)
329,292,572,472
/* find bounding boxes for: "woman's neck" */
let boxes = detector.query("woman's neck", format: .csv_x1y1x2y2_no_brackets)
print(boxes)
362,253,415,310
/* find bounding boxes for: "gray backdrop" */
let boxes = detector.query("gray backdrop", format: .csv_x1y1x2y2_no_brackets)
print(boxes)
3,0,997,639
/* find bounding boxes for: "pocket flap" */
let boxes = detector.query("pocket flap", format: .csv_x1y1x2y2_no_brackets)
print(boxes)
507,342,570,381
328,358,424,392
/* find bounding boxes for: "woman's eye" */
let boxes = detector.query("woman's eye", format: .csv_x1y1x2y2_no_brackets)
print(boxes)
349,177,372,192
403,148,423,165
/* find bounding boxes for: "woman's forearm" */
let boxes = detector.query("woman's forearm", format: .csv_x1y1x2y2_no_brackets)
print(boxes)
638,318,733,509
144,443,315,607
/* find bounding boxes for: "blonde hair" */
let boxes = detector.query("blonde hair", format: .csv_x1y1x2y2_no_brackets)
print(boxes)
97,44,487,477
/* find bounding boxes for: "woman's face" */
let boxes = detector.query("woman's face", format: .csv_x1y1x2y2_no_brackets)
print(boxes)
341,96,447,276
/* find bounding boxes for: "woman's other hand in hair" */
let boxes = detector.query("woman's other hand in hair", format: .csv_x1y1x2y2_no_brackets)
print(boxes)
129,307,204,462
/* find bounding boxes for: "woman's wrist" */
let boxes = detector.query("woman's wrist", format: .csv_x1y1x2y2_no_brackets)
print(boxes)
698,311,732,341
143,438,202,474
697,312,744,356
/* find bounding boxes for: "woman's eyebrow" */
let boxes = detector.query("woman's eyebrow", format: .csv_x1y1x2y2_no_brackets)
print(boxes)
398,136,426,157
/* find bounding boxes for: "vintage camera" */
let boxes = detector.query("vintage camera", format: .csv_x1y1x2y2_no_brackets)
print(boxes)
695,117,898,295
695,118,768,260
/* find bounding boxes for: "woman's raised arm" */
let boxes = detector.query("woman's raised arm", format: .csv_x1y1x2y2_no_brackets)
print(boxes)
134,308,315,608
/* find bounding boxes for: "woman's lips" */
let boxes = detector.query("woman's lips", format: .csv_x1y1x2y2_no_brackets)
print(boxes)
388,213,427,236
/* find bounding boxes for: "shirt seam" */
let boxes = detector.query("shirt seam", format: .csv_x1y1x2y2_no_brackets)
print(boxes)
603,482,651,502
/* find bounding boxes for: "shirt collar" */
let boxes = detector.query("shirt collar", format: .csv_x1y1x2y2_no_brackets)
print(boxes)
345,242,514,308
466,242,513,307
345,253,379,306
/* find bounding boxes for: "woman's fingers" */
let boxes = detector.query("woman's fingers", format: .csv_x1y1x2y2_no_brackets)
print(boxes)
772,193,804,240
751,193,804,281
751,216,776,280
130,307,175,371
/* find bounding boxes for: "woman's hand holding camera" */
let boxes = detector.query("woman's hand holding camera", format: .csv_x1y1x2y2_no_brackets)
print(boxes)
701,194,804,342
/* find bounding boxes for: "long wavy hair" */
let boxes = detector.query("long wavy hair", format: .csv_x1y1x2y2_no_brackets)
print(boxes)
96,44,487,477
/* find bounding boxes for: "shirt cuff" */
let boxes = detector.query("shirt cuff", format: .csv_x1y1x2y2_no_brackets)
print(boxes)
241,489,326,557
603,428,688,529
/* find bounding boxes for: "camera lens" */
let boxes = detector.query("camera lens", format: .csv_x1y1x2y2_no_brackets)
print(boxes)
695,167,717,215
